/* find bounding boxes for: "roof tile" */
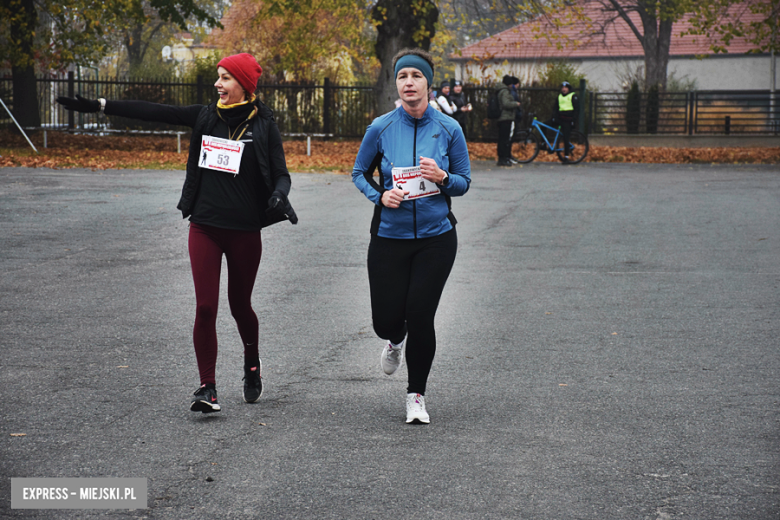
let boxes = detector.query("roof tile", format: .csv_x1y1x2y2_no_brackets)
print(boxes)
455,1,768,60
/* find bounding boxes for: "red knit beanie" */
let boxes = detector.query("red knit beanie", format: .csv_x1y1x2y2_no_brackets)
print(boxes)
217,53,263,94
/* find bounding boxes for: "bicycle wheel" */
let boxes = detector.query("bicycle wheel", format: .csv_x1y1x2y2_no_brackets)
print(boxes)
556,130,589,164
511,131,540,164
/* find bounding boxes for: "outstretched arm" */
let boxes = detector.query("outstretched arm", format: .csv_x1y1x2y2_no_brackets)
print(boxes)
57,95,204,128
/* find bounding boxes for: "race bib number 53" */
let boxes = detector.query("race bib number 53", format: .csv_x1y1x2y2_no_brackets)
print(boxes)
391,166,440,200
199,136,245,174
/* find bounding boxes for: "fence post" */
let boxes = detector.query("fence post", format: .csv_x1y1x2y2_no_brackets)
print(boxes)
588,91,594,135
323,77,331,136
578,79,586,134
688,91,695,136
67,71,75,129
197,75,204,106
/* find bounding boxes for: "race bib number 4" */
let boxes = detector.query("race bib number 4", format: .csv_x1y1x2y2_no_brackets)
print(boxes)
199,136,245,175
391,166,441,200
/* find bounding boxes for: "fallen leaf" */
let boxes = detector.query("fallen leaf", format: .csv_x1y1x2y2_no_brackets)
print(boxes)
10,433,26,437
2,131,778,170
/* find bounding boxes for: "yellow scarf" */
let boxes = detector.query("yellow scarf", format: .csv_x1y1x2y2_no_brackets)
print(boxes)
217,93,257,110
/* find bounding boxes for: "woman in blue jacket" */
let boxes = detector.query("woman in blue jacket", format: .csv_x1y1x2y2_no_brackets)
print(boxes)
352,48,471,424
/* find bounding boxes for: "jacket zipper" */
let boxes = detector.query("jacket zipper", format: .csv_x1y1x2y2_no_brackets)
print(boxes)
412,118,418,239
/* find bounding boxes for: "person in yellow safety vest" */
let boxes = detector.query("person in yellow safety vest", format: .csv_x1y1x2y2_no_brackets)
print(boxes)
543,81,579,163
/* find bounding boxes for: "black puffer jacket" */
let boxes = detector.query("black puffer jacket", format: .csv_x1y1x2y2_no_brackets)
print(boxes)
104,98,297,228
179,101,298,226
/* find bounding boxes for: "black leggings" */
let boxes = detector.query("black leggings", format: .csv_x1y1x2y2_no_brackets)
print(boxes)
367,228,458,395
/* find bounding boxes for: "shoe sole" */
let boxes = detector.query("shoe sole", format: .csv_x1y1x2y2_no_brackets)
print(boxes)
243,387,262,403
406,416,430,424
243,392,262,403
190,400,221,413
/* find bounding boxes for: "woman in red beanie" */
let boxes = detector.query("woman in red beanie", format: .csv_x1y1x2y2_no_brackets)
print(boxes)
57,53,297,414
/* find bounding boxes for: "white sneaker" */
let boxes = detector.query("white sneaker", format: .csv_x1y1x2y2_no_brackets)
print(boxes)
406,393,430,424
380,340,404,375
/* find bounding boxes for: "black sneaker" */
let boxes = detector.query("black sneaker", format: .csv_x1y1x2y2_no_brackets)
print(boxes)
496,159,513,167
243,361,263,403
190,385,221,413
508,157,519,164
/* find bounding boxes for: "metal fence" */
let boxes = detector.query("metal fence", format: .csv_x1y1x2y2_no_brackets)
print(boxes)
589,90,780,135
0,73,376,138
2,74,779,138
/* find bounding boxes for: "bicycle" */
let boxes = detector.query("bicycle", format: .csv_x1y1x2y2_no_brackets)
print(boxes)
512,118,589,164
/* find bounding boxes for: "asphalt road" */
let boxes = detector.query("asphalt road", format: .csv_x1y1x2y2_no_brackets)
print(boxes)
1,162,778,519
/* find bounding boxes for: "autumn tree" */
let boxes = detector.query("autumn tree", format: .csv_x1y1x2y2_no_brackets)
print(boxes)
210,0,375,130
372,0,439,114
593,0,695,89
2,0,39,127
573,0,778,89
0,0,124,126
520,0,693,90
120,7,179,75
210,0,374,83
684,0,779,55
442,0,694,90
0,0,221,127
113,0,224,74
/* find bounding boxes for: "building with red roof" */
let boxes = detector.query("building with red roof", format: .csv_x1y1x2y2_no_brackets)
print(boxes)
452,1,777,91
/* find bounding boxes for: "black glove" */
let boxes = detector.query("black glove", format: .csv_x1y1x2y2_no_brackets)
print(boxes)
266,191,288,220
56,94,100,113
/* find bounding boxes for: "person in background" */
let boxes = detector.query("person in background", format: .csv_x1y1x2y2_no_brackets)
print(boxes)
449,80,473,138
496,75,521,166
544,81,579,162
429,91,442,111
56,53,297,414
437,80,457,116
352,48,471,425
509,77,523,163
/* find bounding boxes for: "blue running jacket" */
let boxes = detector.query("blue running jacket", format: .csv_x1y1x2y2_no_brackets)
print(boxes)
352,105,471,239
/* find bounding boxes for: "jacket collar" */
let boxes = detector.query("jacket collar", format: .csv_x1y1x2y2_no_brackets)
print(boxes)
208,97,274,120
397,104,433,126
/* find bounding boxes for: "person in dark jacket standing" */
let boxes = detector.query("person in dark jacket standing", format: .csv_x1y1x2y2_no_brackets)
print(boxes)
544,81,579,162
496,75,521,166
57,53,297,413
510,77,523,143
449,80,472,138
352,48,471,424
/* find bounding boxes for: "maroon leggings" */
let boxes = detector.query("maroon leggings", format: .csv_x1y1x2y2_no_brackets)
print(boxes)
188,223,262,385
